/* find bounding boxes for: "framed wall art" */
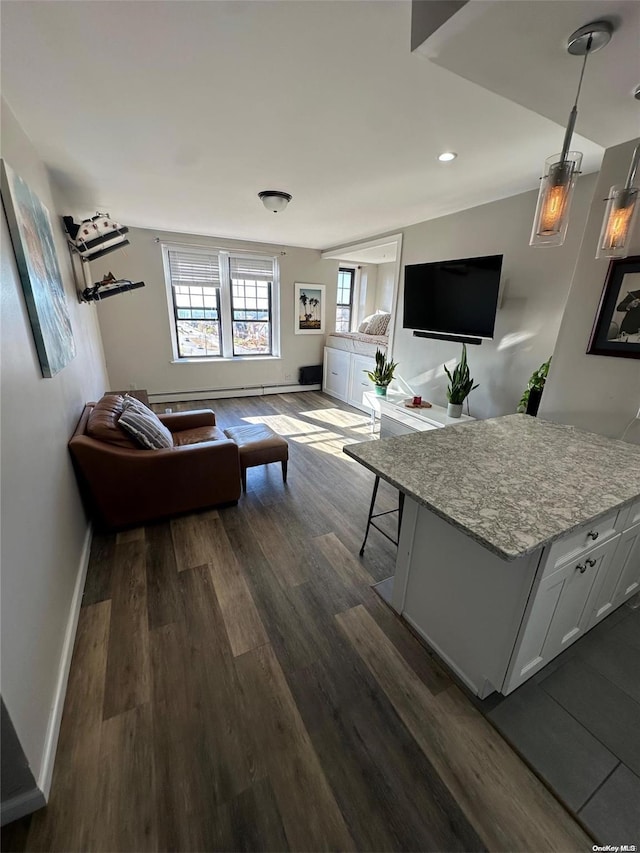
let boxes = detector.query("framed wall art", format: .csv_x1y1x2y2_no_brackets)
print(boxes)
587,256,640,359
294,282,325,335
1,159,76,376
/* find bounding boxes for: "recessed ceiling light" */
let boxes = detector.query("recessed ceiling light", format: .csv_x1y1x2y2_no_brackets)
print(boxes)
438,152,457,162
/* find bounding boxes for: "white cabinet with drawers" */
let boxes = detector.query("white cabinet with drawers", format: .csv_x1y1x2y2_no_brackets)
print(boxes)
322,347,375,413
504,501,640,693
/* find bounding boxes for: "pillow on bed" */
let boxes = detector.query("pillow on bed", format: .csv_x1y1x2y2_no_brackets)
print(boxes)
365,312,390,336
358,314,376,333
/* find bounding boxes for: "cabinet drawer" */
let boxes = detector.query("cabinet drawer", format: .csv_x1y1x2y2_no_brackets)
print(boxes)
542,508,619,577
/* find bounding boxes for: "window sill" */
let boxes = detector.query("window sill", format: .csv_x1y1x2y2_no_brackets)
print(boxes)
170,355,281,364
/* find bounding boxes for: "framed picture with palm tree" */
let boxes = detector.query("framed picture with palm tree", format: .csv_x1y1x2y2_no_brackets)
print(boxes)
294,283,325,334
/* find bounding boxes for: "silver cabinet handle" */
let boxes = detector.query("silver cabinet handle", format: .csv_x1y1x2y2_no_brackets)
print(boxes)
331,371,338,376
587,530,599,540
585,558,596,568
576,563,587,574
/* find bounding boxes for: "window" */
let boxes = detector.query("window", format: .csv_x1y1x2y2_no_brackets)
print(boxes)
230,257,273,355
164,246,278,359
336,267,355,332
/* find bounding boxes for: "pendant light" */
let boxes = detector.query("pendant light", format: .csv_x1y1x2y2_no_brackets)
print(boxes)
596,143,640,259
530,21,612,248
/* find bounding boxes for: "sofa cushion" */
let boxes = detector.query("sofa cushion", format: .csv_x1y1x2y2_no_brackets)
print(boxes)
118,406,174,450
172,425,227,447
86,395,138,449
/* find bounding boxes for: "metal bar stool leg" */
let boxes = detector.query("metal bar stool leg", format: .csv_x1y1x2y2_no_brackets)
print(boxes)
359,475,380,555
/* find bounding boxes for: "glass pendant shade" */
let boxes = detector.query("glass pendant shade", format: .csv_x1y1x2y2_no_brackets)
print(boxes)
596,185,639,259
530,152,583,247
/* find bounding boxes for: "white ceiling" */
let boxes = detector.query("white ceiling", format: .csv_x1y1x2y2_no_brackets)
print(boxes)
1,1,635,250
419,0,640,150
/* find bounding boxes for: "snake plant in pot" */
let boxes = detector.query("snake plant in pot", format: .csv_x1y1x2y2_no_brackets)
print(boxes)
366,348,398,396
444,343,478,417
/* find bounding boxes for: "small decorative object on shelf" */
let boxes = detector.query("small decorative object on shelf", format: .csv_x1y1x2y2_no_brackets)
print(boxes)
80,272,145,303
517,356,552,416
63,212,129,261
444,343,478,417
366,348,398,397
405,398,432,409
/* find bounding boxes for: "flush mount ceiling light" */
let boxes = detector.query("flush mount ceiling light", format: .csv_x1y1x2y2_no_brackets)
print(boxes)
438,152,457,162
258,190,292,213
530,20,612,248
596,142,640,259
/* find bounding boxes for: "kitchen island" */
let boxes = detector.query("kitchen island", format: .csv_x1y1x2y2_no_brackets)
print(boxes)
345,414,640,697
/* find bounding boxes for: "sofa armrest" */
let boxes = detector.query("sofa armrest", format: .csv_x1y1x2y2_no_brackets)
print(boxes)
158,409,216,432
69,435,240,529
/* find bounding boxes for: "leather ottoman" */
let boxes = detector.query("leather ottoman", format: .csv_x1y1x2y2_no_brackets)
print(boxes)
223,423,288,492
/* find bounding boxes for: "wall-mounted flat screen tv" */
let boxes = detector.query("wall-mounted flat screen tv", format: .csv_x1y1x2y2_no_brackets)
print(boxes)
403,254,503,339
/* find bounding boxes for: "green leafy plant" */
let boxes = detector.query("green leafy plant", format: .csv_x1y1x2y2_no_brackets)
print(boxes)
444,343,478,405
517,356,552,413
366,348,398,387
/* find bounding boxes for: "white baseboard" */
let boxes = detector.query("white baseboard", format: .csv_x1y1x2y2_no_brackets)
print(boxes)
1,788,46,826
150,383,320,404
37,524,93,799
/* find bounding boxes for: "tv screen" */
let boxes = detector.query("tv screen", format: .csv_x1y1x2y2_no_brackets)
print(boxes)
403,254,503,339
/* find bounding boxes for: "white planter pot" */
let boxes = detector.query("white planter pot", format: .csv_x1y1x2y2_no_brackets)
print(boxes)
447,403,463,418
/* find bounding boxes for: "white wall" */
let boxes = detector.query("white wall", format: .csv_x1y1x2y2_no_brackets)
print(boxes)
95,226,339,396
375,262,395,313
0,100,109,794
386,173,597,418
540,138,640,444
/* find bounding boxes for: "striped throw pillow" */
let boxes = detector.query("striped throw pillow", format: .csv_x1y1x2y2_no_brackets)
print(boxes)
118,406,173,450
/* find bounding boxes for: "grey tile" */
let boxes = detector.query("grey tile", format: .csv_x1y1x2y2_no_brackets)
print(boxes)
607,609,640,652
575,627,640,705
579,764,640,845
488,680,619,811
372,576,394,606
541,660,640,776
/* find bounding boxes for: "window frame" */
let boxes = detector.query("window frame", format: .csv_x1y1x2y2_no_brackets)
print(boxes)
336,266,356,333
228,258,274,358
162,243,280,361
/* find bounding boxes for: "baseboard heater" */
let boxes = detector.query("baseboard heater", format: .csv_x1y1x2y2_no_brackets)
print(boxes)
149,382,321,404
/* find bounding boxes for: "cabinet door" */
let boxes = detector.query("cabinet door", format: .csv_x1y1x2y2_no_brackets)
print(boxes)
323,347,350,401
588,523,640,623
504,537,618,693
348,354,375,411
612,523,640,605
542,537,618,656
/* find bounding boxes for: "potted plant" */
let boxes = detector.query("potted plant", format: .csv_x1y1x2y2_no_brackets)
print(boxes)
366,348,398,396
517,356,552,417
444,343,478,418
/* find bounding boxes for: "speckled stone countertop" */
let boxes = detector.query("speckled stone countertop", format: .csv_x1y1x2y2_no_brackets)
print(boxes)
344,414,640,561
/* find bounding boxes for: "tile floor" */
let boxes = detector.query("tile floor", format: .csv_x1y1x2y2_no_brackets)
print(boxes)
485,602,640,845
374,575,640,845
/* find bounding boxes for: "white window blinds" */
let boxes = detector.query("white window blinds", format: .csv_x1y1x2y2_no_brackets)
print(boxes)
229,256,274,282
168,250,221,288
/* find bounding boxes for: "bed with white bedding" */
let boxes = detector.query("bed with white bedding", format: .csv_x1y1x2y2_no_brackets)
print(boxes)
325,331,388,356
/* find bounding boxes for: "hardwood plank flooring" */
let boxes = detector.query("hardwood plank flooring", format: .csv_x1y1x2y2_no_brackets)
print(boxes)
6,392,593,853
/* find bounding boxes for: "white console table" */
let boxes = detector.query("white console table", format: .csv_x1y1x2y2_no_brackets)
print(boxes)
362,391,475,436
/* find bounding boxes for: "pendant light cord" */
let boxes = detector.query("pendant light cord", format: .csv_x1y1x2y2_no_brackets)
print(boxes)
560,33,593,163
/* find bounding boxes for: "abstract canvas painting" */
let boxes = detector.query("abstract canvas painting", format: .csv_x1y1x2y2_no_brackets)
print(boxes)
1,160,76,377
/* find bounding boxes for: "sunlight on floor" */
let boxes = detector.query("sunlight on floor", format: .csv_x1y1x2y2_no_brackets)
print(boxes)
242,409,373,457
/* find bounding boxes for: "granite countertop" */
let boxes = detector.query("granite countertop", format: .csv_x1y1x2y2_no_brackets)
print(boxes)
344,414,640,561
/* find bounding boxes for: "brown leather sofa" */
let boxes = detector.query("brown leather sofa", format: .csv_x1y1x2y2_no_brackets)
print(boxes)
69,395,241,530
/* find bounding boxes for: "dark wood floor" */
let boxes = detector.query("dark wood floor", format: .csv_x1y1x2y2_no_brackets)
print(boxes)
4,392,593,852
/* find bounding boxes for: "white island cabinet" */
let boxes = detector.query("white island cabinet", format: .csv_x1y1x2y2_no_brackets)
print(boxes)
344,415,640,698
